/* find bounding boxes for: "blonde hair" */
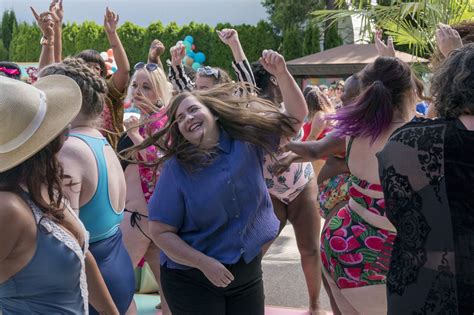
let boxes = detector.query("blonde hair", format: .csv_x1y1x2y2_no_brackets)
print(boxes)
134,67,173,107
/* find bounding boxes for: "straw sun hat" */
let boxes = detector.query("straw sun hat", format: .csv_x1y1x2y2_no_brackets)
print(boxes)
0,75,82,172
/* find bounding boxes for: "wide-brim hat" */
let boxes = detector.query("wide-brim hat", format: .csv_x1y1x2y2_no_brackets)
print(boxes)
0,75,82,172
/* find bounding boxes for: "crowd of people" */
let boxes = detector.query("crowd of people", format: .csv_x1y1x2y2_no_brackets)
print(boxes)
0,1,473,314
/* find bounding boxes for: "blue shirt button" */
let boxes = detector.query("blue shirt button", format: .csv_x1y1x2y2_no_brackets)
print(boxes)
227,180,231,184
235,214,240,218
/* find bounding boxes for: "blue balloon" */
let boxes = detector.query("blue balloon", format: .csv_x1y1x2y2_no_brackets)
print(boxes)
194,52,206,64
183,41,192,52
192,62,201,70
186,50,195,58
184,35,194,44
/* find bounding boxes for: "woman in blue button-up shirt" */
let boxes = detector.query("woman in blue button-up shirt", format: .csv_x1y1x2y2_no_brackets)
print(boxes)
136,50,308,315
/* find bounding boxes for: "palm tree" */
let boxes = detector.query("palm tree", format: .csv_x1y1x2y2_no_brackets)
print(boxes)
313,0,473,57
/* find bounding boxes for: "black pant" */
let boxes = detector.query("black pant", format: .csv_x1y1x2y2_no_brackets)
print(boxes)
160,254,265,315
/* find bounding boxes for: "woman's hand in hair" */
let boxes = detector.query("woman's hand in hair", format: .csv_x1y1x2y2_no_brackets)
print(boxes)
436,23,463,57
375,29,395,57
104,7,119,35
198,256,235,288
260,50,287,77
170,41,186,67
30,7,55,39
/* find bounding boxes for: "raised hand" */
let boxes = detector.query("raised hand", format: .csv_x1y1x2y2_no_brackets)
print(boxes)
170,41,186,66
104,7,119,34
199,256,235,288
30,7,55,38
217,28,239,47
374,29,395,57
260,49,287,77
149,39,165,59
436,23,463,57
49,0,63,26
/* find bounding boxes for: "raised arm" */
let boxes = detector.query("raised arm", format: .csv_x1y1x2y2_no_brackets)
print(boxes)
272,132,346,175
49,0,63,62
31,7,55,70
147,39,165,69
104,7,130,93
168,41,195,91
218,28,256,89
260,50,308,132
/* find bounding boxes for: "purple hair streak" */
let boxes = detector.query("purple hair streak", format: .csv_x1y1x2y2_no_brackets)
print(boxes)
326,57,413,143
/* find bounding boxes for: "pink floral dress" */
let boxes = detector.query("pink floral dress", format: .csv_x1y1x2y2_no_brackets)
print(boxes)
137,110,168,202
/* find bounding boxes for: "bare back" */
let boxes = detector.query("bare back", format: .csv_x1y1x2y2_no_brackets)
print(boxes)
59,128,126,213
347,123,407,184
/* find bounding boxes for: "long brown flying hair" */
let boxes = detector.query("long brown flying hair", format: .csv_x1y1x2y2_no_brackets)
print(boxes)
125,82,298,171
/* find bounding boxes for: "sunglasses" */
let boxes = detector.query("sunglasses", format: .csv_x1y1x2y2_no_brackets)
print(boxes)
197,66,219,79
134,62,160,72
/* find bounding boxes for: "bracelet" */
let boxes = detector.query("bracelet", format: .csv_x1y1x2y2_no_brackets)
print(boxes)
40,36,54,46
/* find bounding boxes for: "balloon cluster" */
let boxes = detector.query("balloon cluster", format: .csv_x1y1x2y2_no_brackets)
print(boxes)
100,49,117,75
181,35,206,70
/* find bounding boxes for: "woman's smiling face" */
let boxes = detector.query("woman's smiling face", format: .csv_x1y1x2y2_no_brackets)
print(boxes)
175,95,219,148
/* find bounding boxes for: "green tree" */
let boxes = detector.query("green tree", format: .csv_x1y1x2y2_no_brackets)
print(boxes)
9,22,41,62
261,0,323,33
1,10,18,58
0,41,8,60
313,0,473,57
324,22,342,49
303,22,321,55
282,24,304,60
117,22,145,67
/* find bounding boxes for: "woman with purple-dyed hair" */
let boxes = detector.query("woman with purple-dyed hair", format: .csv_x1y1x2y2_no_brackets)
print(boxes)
283,55,419,314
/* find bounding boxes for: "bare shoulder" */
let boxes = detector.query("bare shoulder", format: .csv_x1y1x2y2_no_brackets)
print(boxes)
0,192,31,228
59,137,97,167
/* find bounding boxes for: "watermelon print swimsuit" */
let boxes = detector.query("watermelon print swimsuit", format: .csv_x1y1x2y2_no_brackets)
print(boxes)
321,175,396,289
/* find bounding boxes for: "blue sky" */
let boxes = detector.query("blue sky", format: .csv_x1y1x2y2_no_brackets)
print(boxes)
1,0,270,26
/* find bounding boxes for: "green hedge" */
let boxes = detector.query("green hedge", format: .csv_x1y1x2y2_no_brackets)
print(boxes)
7,19,332,76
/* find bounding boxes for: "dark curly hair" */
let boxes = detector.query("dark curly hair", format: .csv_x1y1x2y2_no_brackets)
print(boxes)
0,135,68,223
431,43,474,118
39,58,108,122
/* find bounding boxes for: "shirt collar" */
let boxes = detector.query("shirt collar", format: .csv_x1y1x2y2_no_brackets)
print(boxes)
217,128,232,154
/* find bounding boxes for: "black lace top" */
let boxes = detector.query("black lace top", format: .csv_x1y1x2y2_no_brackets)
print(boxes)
377,118,474,315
